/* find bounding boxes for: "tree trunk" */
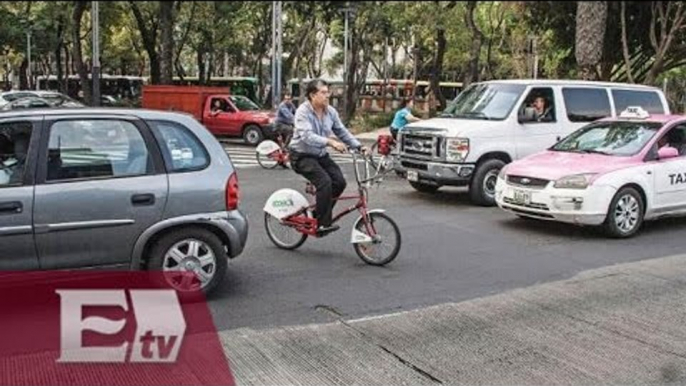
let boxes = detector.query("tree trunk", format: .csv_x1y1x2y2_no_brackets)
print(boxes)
464,1,484,88
129,1,160,84
197,49,205,85
644,2,686,85
344,23,360,124
620,1,634,83
72,1,90,104
575,1,608,81
430,27,448,113
159,1,174,84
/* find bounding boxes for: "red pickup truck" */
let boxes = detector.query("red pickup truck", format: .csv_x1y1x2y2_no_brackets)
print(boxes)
141,85,275,145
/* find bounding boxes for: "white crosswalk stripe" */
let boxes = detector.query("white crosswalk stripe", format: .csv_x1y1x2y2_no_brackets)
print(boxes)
222,143,373,168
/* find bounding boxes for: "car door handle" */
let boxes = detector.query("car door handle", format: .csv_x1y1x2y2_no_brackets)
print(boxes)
0,201,22,214
131,194,155,206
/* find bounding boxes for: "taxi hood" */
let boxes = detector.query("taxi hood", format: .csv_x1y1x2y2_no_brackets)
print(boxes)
402,118,500,138
504,150,638,181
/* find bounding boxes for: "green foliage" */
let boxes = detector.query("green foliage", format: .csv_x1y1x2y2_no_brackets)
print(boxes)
0,1,684,94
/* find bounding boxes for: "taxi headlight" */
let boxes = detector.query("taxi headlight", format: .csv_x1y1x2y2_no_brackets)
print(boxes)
553,173,597,189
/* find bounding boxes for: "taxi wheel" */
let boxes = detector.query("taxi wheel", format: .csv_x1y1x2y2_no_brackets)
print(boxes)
603,187,644,238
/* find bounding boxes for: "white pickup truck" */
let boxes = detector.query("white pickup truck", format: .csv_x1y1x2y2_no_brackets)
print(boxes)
397,79,671,206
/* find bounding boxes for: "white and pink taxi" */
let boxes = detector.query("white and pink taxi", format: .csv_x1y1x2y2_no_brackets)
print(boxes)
495,107,686,238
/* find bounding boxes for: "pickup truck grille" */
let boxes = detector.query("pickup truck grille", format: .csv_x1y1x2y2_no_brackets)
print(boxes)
401,133,438,160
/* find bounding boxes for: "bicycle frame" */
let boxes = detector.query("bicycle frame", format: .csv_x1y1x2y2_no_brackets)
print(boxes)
278,151,380,237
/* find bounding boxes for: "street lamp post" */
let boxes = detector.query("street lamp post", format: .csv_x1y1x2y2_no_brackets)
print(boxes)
26,31,31,90
92,1,100,106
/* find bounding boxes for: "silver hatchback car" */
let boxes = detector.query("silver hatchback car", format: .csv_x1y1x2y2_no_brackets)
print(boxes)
0,108,248,296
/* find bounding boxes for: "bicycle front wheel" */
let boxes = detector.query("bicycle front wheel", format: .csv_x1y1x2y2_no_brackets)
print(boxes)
256,149,280,169
265,212,308,250
353,212,401,266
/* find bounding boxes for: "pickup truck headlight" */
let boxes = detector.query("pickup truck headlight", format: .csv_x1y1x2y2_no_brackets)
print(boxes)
445,138,469,162
553,173,597,189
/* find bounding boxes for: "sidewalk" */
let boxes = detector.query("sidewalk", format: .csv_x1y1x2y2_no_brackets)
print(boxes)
220,254,686,385
355,127,390,142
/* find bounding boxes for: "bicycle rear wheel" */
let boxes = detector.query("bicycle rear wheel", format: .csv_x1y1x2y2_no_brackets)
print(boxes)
257,150,280,169
265,212,308,250
353,212,401,266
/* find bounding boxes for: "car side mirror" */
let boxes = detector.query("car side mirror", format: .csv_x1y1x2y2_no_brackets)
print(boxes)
519,107,536,123
658,146,679,160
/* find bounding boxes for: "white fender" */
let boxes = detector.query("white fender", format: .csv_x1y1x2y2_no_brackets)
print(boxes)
256,140,281,156
350,209,386,244
264,189,310,220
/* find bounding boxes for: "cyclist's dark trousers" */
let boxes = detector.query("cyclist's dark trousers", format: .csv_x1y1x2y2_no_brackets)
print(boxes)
291,153,346,227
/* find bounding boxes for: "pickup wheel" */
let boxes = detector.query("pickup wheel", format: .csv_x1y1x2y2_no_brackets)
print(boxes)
469,159,505,207
243,124,264,146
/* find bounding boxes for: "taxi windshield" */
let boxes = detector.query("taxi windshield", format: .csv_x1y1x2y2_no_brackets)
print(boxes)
551,121,663,156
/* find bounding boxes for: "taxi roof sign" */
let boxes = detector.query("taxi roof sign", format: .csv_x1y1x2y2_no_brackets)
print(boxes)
619,106,650,119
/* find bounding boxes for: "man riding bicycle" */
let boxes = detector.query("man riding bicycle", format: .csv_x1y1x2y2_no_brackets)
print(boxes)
289,79,367,234
276,92,296,146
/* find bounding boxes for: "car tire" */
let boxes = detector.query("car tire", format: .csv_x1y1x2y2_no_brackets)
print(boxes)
148,228,228,299
603,187,644,238
409,181,439,194
243,124,264,146
470,159,506,207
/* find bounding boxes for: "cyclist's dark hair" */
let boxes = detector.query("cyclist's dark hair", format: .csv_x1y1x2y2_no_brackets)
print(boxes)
306,79,328,101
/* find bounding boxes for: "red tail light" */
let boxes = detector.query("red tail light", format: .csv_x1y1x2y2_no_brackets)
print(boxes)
226,172,239,210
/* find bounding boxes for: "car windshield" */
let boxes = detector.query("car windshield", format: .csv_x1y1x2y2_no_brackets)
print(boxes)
551,121,663,156
441,83,525,120
230,95,260,111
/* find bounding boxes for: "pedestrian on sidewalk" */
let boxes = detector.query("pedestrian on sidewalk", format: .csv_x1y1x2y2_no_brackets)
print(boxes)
390,98,421,141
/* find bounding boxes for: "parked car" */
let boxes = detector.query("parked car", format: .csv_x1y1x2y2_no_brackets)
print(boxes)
141,85,276,146
0,97,54,111
495,107,686,238
397,79,670,206
0,108,248,296
0,91,84,108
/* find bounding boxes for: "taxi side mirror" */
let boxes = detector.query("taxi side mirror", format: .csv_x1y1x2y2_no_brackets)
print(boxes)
658,146,679,160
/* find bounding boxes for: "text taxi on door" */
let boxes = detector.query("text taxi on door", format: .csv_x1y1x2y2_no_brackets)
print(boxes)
495,106,686,238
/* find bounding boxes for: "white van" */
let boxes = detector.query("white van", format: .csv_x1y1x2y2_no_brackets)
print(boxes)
397,79,671,206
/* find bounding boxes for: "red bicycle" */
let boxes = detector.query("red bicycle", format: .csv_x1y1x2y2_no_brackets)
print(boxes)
256,132,290,169
263,150,401,265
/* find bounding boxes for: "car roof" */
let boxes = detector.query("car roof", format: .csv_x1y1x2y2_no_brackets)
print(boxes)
479,79,662,91
0,107,196,121
597,114,686,125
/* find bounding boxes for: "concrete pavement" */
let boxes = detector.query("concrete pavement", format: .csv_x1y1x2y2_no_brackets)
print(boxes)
220,254,686,385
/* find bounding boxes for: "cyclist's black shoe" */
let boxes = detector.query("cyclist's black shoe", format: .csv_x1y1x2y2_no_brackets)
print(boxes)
316,224,340,235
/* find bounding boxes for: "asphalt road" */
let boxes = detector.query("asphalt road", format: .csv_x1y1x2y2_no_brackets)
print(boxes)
209,145,686,332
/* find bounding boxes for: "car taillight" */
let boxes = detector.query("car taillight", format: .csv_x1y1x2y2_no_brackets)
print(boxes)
226,172,239,210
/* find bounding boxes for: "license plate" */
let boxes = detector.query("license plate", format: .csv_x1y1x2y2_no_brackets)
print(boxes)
407,170,419,182
513,189,531,205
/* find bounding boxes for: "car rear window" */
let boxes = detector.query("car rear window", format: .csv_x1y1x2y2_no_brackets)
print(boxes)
612,89,665,114
562,88,612,122
148,120,210,172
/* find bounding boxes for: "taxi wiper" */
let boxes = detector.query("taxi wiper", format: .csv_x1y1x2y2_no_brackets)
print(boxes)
580,149,611,155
